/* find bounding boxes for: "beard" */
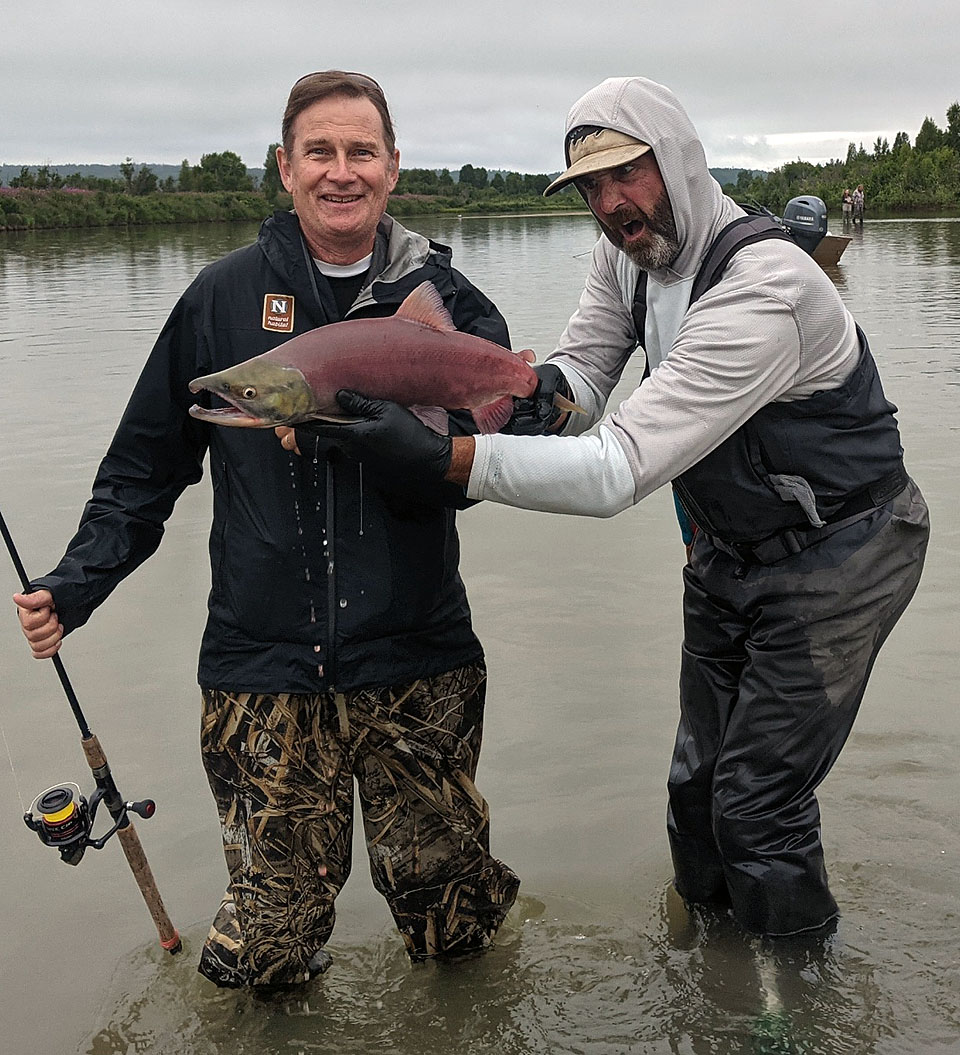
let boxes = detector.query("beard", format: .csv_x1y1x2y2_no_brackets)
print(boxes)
614,191,681,270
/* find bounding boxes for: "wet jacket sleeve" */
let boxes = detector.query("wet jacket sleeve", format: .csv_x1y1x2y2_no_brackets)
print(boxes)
31,289,210,635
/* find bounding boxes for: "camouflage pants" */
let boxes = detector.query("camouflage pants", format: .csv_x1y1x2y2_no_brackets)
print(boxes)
198,663,519,987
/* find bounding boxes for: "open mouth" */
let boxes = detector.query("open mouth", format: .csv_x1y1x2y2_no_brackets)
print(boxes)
188,403,266,427
187,388,267,428
622,218,646,238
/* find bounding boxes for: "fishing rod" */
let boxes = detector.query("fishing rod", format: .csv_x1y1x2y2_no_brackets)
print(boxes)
0,504,181,955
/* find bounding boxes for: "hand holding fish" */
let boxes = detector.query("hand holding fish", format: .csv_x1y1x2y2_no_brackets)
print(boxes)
297,391,455,482
502,363,573,435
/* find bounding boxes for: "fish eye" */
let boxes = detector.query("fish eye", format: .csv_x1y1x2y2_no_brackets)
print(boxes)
241,386,258,399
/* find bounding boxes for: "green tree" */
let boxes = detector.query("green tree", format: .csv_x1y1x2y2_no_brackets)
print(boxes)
915,116,944,153
34,165,61,189
198,151,252,191
261,143,283,200
945,102,960,152
132,164,158,195
523,173,550,195
177,159,193,191
120,157,136,193
10,166,34,188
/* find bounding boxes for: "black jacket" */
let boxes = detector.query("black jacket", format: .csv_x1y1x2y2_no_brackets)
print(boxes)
35,211,511,692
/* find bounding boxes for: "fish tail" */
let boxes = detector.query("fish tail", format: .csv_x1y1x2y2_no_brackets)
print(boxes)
554,393,586,415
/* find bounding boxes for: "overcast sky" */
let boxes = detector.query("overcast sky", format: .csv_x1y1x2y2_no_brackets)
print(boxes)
5,1,958,174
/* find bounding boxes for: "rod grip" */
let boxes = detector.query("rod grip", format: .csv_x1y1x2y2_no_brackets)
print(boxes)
116,823,182,953
81,734,181,954
81,733,108,771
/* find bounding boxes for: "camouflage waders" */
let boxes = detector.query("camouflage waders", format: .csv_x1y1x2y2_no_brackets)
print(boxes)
197,663,519,987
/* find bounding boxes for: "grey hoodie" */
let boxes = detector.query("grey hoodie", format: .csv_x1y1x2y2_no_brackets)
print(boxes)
467,77,860,517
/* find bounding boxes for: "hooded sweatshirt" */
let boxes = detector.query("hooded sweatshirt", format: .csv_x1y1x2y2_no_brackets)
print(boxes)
466,77,861,517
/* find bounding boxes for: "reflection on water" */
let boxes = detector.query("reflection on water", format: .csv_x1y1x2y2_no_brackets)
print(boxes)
1,216,959,1055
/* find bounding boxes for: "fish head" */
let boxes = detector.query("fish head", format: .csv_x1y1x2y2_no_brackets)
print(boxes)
188,359,318,427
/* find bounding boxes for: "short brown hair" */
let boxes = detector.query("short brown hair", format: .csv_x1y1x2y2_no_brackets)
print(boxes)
281,71,396,155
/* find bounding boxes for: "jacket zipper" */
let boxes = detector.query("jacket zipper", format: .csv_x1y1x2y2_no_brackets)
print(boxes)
324,449,338,689
299,231,341,692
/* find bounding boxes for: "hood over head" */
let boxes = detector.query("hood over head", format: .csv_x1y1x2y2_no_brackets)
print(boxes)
547,76,737,282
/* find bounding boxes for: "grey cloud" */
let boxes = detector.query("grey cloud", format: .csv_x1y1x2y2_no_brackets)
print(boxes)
4,0,958,173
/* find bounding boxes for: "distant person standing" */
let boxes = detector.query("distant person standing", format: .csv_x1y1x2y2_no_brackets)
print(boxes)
852,184,865,224
841,187,853,223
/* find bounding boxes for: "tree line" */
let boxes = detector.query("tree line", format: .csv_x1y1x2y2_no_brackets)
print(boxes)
733,102,960,213
5,147,563,202
6,151,254,195
3,100,958,231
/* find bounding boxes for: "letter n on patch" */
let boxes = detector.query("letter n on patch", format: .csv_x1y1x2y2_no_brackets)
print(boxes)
263,294,295,332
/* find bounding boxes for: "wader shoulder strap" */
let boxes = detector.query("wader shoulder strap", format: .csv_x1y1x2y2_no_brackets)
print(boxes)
630,214,792,371
689,214,794,306
629,270,650,381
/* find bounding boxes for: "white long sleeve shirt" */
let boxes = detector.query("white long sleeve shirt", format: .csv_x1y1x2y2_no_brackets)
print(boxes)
468,77,861,518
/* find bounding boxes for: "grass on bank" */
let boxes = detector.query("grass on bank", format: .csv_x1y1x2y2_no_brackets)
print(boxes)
0,187,590,232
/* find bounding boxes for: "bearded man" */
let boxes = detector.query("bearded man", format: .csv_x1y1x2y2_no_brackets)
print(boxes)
300,76,929,939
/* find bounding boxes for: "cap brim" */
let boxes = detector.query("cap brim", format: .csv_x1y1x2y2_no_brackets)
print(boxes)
543,142,651,197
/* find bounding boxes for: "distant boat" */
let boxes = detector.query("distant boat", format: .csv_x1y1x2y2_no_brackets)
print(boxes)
748,196,851,269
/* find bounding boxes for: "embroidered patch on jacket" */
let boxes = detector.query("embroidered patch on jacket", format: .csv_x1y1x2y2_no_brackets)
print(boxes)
262,294,295,332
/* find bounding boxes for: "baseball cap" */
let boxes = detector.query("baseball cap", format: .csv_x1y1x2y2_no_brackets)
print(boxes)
543,126,651,197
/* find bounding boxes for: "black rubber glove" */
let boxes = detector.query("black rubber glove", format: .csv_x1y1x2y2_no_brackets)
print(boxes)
298,390,453,482
502,363,571,435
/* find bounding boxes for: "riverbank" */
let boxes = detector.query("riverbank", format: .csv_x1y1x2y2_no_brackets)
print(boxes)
0,187,586,231
3,185,955,233
0,188,274,230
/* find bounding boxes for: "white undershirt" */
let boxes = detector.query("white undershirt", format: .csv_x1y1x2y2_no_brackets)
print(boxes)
313,253,372,278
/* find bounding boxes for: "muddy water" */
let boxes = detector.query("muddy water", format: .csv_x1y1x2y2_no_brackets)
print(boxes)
0,215,957,1054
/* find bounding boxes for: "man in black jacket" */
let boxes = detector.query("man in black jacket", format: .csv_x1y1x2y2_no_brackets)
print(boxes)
13,70,519,987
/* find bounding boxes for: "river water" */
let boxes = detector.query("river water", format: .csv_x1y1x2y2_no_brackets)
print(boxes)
0,215,957,1055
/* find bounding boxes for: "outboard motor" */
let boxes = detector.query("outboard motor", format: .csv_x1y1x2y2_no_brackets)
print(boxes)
780,196,828,255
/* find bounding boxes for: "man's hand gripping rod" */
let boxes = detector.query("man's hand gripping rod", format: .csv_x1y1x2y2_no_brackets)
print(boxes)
1,505,181,954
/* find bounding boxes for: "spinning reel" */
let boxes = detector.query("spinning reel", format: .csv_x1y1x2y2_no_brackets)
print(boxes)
24,781,157,866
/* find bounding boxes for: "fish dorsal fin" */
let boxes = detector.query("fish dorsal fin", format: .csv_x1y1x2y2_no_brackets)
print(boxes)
395,281,456,332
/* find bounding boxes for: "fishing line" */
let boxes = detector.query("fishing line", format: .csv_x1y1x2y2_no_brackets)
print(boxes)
0,720,27,813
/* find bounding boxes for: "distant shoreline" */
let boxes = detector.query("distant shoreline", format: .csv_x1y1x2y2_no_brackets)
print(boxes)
0,188,592,232
2,187,956,234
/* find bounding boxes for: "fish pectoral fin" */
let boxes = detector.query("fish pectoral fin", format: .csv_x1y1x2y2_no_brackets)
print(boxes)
554,393,586,415
472,395,516,435
395,281,457,333
409,405,450,435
